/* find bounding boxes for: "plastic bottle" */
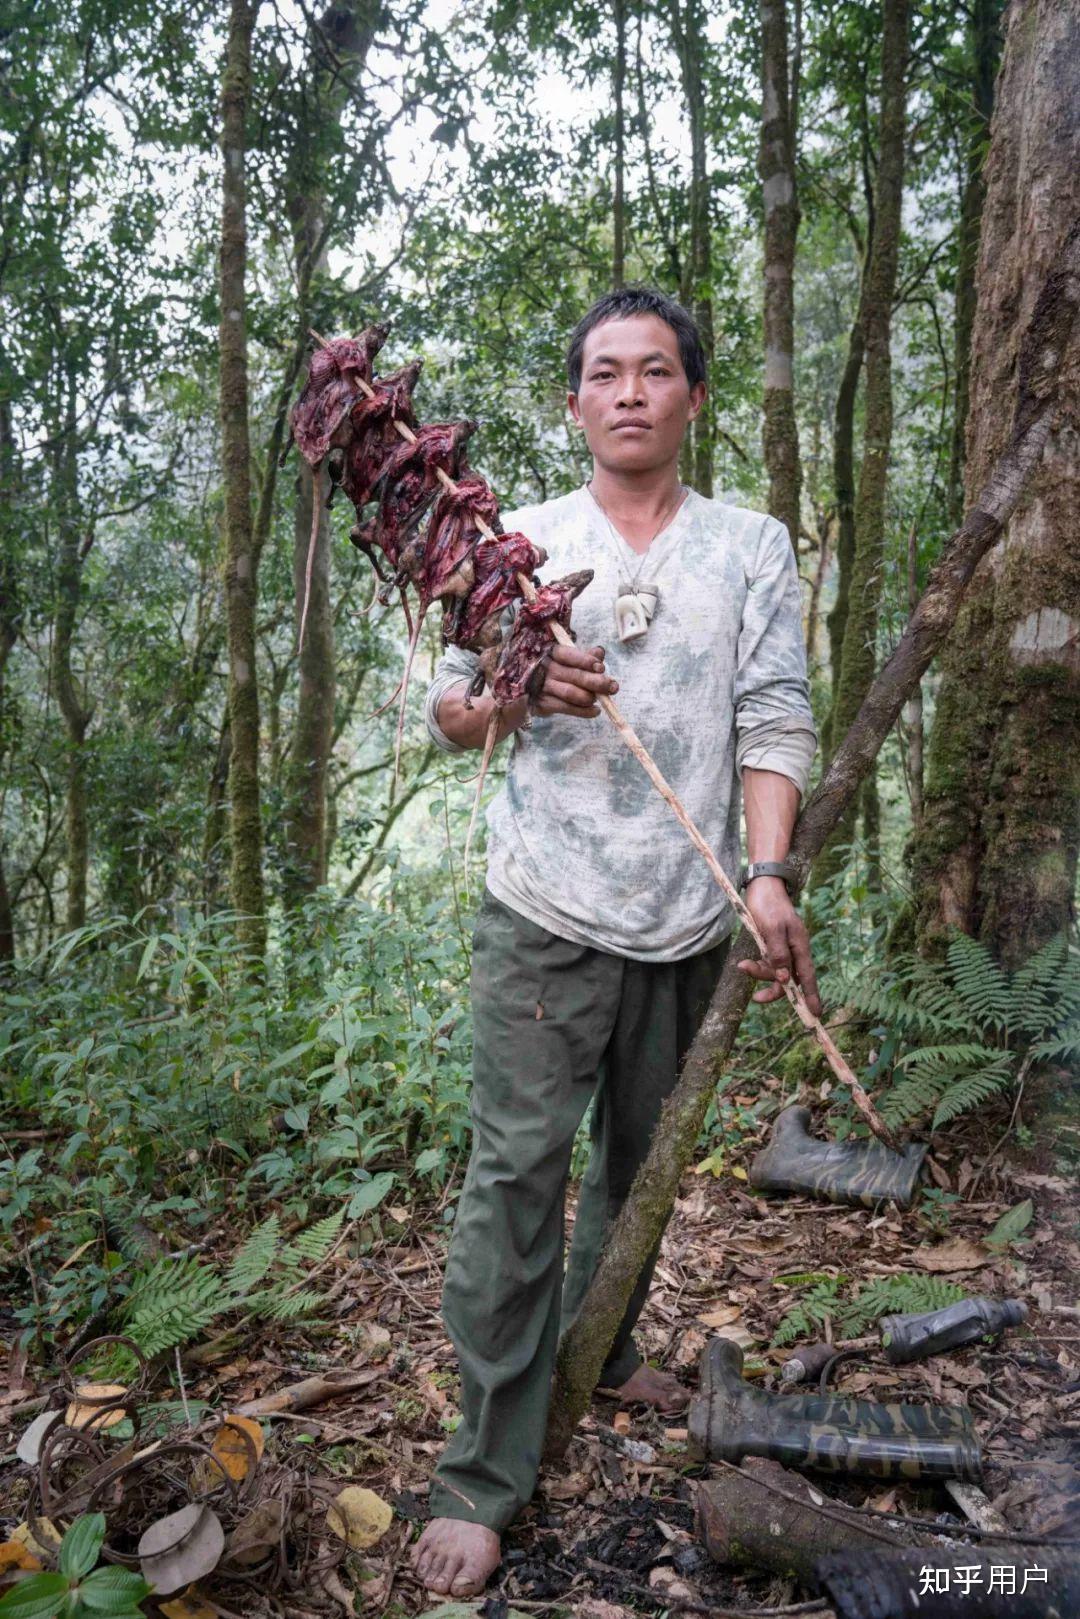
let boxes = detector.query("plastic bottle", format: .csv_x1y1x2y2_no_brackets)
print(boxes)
879,1296,1027,1364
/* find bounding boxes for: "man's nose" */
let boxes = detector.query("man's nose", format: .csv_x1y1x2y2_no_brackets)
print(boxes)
615,373,645,407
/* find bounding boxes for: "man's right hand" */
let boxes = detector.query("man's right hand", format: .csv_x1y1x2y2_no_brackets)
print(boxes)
530,644,618,718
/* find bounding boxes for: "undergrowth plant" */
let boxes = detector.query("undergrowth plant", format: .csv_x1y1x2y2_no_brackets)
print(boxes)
853,933,1080,1130
772,1271,967,1346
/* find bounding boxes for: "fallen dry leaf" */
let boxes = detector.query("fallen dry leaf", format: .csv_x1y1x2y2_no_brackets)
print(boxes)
160,1588,218,1619
326,1486,393,1550
612,1410,630,1435
544,1470,592,1501
648,1566,696,1601
65,1382,128,1431
578,1601,637,1619
0,1540,42,1574
209,1415,264,1480
697,1304,741,1329
139,1503,225,1596
913,1237,989,1273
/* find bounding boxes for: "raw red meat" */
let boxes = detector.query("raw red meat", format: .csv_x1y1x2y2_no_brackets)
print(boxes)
491,571,594,705
290,326,388,466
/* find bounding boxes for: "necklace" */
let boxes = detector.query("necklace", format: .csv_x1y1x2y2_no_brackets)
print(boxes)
586,481,687,642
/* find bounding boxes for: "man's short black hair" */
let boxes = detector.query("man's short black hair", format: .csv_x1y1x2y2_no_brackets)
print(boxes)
566,287,707,393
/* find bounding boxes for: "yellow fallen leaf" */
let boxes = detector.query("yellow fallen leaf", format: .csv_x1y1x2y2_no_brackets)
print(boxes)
730,1166,748,1181
65,1383,128,1431
160,1587,218,1619
11,1521,62,1561
0,1540,42,1573
209,1416,264,1481
326,1486,393,1550
697,1304,741,1330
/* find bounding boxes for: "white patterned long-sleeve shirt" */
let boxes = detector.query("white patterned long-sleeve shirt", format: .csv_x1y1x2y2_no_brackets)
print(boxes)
425,486,816,962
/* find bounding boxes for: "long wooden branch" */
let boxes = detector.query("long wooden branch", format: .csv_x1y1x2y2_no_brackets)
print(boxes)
310,332,895,1144
541,217,1080,1462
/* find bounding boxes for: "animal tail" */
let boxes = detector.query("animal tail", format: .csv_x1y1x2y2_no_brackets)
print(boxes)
463,707,500,896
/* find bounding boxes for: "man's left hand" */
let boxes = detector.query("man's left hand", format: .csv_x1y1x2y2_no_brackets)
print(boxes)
736,876,821,1016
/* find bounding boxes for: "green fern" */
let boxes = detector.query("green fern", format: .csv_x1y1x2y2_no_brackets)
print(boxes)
225,1214,281,1296
849,932,1079,1132
289,1208,345,1264
122,1257,224,1356
774,1273,967,1347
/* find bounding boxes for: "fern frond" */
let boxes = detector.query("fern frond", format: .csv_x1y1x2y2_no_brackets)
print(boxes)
840,1275,967,1335
225,1214,280,1297
260,1288,325,1321
931,1059,1013,1128
1031,1019,1080,1063
947,935,1013,1030
895,1042,1003,1074
289,1208,345,1264
121,1258,223,1356
772,1280,844,1346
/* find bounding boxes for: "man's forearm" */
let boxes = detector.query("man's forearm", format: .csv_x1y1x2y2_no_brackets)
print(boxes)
436,681,529,751
742,766,800,862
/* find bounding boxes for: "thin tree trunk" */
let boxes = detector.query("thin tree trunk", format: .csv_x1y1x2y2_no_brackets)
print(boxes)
673,0,713,495
805,508,833,670
913,0,1080,967
613,0,627,287
50,367,91,933
948,0,1003,526
901,523,923,824
813,0,909,886
219,0,266,963
0,393,19,964
202,711,232,914
544,214,1080,1459
760,0,801,548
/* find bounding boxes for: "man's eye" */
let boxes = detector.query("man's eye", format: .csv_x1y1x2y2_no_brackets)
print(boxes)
590,371,613,381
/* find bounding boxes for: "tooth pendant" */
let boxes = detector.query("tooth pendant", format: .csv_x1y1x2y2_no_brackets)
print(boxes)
614,583,660,643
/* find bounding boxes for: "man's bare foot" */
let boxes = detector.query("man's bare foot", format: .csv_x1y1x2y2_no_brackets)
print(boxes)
411,1517,501,1596
599,1363,689,1413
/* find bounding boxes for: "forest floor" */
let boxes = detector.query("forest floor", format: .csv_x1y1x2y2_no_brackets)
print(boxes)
3,1100,1079,1618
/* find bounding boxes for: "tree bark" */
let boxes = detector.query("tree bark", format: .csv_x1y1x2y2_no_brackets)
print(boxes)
947,0,1003,526
913,0,1080,966
673,0,713,494
281,2,377,909
219,0,266,963
543,213,1080,1459
50,365,92,933
814,0,909,883
759,0,801,548
612,0,627,287
0,391,19,964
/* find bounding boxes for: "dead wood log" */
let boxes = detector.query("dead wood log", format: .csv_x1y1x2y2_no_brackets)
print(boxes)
543,217,1080,1463
695,1458,936,1584
234,1367,378,1416
817,1546,1080,1619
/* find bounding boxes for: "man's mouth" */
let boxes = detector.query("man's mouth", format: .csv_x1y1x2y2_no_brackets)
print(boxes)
611,420,651,431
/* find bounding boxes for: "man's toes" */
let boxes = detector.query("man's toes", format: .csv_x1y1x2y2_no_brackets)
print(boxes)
451,1564,485,1597
426,1554,455,1594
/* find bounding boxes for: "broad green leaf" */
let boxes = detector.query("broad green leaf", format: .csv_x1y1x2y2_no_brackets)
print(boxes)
348,1172,395,1218
78,1568,151,1613
986,1198,1034,1250
0,1573,71,1619
60,1514,106,1580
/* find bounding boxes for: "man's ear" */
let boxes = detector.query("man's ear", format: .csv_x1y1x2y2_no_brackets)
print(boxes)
687,380,707,422
567,391,584,428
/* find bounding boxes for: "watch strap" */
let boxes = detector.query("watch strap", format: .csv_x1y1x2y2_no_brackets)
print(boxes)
739,859,797,894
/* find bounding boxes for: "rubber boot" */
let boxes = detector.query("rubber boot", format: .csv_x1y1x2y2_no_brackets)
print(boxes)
749,1104,926,1209
687,1337,982,1484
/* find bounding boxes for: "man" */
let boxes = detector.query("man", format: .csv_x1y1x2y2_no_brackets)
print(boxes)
412,288,819,1597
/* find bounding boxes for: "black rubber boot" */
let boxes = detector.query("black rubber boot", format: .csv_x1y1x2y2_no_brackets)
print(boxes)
688,1337,982,1483
750,1104,926,1209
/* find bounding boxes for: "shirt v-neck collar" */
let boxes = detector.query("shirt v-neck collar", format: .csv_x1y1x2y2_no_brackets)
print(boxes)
580,483,695,579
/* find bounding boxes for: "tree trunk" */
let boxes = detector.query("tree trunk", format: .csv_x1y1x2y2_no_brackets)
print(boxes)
913,0,1080,967
0,393,19,964
543,216,1080,1460
813,0,909,884
947,0,1003,525
219,0,266,963
673,0,713,495
759,0,801,548
50,367,92,933
612,0,627,287
281,2,376,910
202,710,232,914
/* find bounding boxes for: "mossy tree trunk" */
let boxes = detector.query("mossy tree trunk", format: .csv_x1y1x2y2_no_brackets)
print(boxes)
282,2,377,911
219,0,266,963
813,0,909,887
50,364,92,933
0,394,19,964
544,216,1080,1459
912,0,1080,968
612,0,627,287
760,0,801,550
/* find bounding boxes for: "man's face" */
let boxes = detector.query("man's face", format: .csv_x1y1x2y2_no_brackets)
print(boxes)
567,313,706,475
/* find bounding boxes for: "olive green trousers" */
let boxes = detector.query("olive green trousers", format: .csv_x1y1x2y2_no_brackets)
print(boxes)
429,888,730,1531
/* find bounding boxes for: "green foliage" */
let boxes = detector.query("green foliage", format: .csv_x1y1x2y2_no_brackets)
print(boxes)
0,1515,150,1619
773,1272,967,1347
849,934,1080,1130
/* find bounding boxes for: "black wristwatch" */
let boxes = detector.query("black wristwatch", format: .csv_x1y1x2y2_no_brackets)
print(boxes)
738,859,797,895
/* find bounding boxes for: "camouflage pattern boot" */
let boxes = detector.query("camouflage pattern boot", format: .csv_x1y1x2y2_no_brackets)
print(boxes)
688,1337,982,1483
749,1104,926,1208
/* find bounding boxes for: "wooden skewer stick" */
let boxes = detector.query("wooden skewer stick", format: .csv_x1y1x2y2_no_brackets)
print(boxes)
308,331,899,1149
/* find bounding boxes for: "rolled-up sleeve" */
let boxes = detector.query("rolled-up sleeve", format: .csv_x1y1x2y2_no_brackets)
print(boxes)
733,517,817,797
424,643,481,754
